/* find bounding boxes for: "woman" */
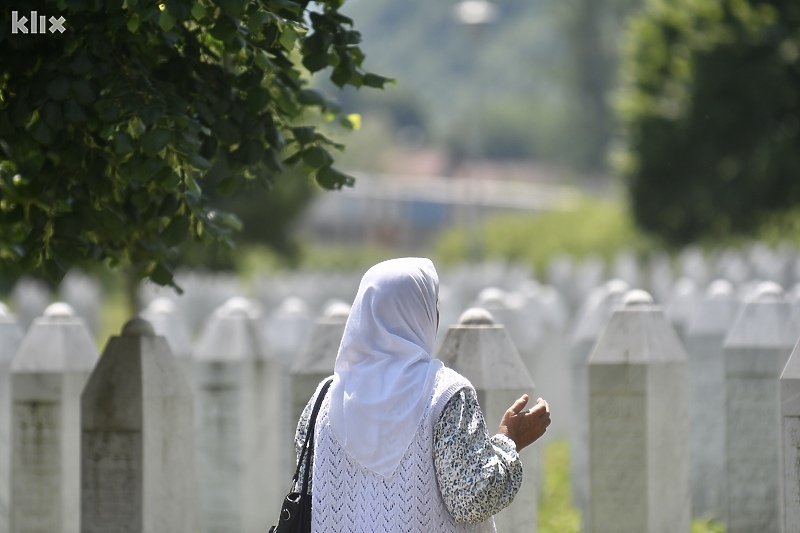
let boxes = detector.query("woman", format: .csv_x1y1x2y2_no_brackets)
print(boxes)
295,258,551,532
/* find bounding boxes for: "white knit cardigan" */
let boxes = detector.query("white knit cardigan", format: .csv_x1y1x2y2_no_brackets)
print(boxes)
311,366,497,533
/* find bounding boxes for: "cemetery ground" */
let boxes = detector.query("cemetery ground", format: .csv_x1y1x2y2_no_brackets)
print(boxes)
71,245,760,533
77,274,733,533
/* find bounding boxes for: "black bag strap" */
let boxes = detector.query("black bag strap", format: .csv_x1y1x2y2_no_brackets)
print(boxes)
294,377,333,496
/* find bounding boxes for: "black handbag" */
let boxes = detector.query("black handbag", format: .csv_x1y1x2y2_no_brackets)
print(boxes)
269,378,333,533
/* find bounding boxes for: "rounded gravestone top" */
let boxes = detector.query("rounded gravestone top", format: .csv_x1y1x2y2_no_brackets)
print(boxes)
459,307,495,326
323,300,351,320
605,278,630,297
122,316,155,336
622,289,654,307
277,296,309,316
752,281,785,302
673,276,698,295
44,302,75,318
706,279,734,298
218,297,259,319
145,297,178,315
477,287,506,308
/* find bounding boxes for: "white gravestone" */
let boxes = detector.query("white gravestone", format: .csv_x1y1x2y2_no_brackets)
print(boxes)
290,301,349,427
9,303,99,533
265,296,313,369
587,290,690,533
9,277,52,333
59,270,102,337
684,279,739,520
140,298,194,382
723,282,800,533
645,252,674,305
570,279,628,526
520,282,571,441
194,298,280,533
0,305,23,533
80,317,196,533
437,308,539,533
780,340,800,533
664,276,699,344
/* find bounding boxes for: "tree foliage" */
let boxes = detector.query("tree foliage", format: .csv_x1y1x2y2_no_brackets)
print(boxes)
614,0,800,246
0,0,391,288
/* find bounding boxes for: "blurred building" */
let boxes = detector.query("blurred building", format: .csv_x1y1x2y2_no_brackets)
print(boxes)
299,171,581,251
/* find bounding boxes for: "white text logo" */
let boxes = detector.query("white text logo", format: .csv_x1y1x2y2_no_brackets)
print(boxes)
11,11,66,34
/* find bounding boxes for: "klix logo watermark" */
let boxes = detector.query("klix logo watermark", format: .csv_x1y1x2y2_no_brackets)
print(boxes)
11,11,66,34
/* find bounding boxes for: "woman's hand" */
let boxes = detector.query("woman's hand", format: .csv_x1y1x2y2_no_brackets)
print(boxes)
498,395,551,451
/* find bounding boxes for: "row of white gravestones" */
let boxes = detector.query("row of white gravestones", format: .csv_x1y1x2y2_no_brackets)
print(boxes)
575,279,800,532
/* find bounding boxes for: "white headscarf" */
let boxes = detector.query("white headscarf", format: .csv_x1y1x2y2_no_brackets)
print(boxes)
328,257,443,477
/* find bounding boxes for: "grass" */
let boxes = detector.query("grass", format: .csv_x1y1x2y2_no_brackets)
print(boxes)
538,440,726,533
538,440,581,533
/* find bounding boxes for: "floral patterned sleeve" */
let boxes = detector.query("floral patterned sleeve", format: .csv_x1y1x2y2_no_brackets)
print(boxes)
433,387,523,523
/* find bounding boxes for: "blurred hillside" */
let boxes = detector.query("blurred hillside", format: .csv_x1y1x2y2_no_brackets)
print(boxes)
328,0,642,176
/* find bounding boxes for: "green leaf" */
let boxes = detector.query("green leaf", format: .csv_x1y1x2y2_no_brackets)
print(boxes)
69,49,93,75
213,119,241,145
161,215,190,246
316,166,354,190
71,80,95,105
149,262,175,287
43,102,64,131
159,10,176,32
219,0,246,18
362,73,394,89
128,13,141,33
113,131,135,155
279,25,298,50
219,212,243,231
31,121,54,145
253,50,273,71
191,2,206,20
139,101,167,125
64,99,88,122
291,126,316,145
339,113,361,130
301,146,334,169
186,151,212,170
302,51,329,73
160,170,181,191
47,78,71,101
245,87,271,111
297,89,326,106
185,174,201,193
216,176,239,196
141,129,172,156
99,208,126,232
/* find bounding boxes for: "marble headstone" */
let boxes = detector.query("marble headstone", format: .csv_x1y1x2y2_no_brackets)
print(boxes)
723,282,800,533
10,303,99,533
587,290,690,533
80,318,196,533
